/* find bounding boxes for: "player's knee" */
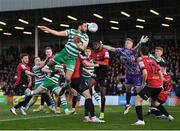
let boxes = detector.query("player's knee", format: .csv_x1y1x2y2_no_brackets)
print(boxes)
152,101,160,107
135,95,143,106
82,89,91,99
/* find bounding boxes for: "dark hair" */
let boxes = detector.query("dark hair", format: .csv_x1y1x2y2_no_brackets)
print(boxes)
92,40,100,44
140,46,149,56
125,38,134,44
20,53,29,59
77,20,87,27
45,46,52,51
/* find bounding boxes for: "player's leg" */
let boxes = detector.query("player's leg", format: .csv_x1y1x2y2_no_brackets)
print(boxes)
10,87,32,116
132,94,144,125
46,91,56,112
124,75,133,114
26,95,39,111
33,94,46,112
99,85,107,119
54,87,74,115
22,87,46,99
92,85,101,108
56,96,61,113
98,77,108,120
88,77,101,108
52,49,75,90
124,85,132,114
71,88,78,113
82,88,104,123
151,88,174,121
152,100,174,121
132,86,151,125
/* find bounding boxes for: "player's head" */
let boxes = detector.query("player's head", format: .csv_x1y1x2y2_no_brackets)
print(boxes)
20,53,29,64
84,47,91,57
92,41,101,51
77,20,88,33
155,47,163,58
45,47,53,57
158,61,166,73
140,46,149,56
34,57,41,66
125,38,134,49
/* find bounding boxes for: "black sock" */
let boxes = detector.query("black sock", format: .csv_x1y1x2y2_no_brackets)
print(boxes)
41,94,45,106
135,106,143,121
21,96,32,107
84,98,95,117
44,94,51,106
84,99,89,116
57,97,61,107
14,96,32,109
14,101,24,109
126,92,131,105
101,97,106,113
156,104,169,117
90,99,95,117
151,109,163,116
59,88,66,96
72,96,78,108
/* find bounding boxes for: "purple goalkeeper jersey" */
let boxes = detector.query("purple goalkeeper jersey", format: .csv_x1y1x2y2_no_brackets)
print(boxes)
115,48,141,75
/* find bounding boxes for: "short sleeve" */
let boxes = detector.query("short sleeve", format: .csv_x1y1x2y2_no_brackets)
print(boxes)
139,61,145,70
20,64,27,71
65,29,71,36
104,50,109,59
115,48,123,55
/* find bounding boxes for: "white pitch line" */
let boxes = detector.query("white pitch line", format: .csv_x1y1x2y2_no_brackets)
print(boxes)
0,114,63,122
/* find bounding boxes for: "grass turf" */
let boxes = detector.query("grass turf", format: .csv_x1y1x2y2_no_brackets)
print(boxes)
0,103,179,130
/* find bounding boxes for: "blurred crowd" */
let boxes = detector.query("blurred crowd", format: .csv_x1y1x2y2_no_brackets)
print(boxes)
0,39,180,97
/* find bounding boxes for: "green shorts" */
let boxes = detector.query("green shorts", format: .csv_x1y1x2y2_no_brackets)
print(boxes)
40,77,60,92
52,48,77,72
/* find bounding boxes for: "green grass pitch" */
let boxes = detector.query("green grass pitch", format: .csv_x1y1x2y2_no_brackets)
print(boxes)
0,103,179,130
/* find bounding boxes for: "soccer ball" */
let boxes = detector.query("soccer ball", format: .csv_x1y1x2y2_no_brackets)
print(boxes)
88,23,98,33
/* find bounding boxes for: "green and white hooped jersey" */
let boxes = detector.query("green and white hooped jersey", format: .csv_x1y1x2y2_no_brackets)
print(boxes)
65,29,89,57
33,66,46,86
81,58,95,79
46,64,64,84
149,54,165,63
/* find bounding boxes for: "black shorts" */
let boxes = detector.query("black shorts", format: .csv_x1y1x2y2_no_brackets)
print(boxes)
95,73,108,87
71,77,89,95
138,86,162,101
14,84,28,96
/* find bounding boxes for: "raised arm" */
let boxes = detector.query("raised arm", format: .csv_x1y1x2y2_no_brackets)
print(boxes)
133,36,149,51
25,70,37,77
101,44,116,52
38,26,67,37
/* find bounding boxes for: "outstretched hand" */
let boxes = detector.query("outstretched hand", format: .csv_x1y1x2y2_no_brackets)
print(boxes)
37,26,49,32
139,36,149,44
